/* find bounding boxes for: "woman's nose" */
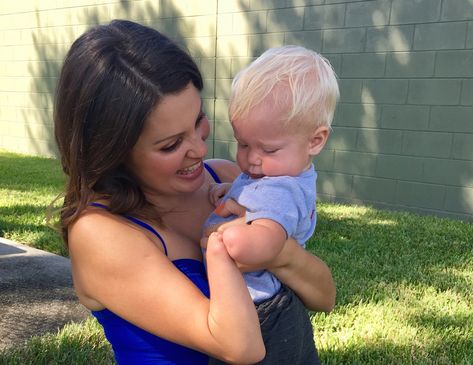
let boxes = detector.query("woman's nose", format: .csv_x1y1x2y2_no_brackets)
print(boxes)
188,134,208,158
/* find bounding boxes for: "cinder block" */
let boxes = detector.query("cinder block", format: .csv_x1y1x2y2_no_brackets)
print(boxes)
391,0,441,24
413,22,467,50
381,105,429,130
346,0,391,27
386,51,435,78
408,80,461,105
214,99,230,121
323,28,366,53
218,0,251,13
268,8,304,32
397,181,446,210
215,58,231,78
228,141,238,160
356,129,403,154
200,58,216,79
352,176,397,203
324,0,361,3
324,54,342,75
442,0,473,21
376,155,424,181
304,4,345,30
334,103,381,128
435,51,473,77
341,53,386,78
338,79,362,103
430,106,473,133
167,0,216,17
284,31,323,51
214,120,234,141
289,0,324,6
217,14,233,35
423,159,473,188
217,35,249,57
362,79,408,104
215,78,231,99
325,126,358,151
366,25,414,52
333,150,377,175
232,11,267,34
314,148,335,171
213,140,231,160
452,134,473,160
467,22,473,48
250,0,286,10
444,186,473,215
316,171,353,197
461,80,473,105
248,33,285,55
201,79,215,99
231,57,254,77
402,131,453,158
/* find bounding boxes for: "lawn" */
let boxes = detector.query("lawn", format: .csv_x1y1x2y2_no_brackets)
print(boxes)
1,150,472,364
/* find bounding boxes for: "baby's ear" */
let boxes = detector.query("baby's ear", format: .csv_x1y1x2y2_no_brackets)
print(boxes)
308,126,330,156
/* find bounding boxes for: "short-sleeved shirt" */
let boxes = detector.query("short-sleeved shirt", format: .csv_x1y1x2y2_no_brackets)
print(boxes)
204,164,317,303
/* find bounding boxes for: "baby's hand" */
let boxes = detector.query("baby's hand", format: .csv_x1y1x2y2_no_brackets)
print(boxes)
208,183,232,207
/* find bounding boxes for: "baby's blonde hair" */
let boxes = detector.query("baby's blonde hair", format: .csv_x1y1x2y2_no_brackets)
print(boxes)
229,45,339,130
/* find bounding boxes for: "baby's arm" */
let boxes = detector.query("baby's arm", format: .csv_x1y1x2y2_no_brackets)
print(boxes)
219,215,287,266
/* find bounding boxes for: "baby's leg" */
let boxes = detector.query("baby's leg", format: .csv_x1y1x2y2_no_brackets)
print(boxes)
209,285,321,365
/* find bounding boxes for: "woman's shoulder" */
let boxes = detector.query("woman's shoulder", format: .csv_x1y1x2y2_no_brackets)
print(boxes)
204,159,241,183
68,207,163,256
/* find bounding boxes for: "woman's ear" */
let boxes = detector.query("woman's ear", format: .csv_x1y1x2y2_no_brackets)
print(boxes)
308,126,330,156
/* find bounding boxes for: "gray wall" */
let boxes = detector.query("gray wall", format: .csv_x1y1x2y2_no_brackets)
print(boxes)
1,0,472,220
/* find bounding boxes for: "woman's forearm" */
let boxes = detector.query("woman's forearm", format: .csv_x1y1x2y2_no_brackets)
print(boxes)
205,232,265,363
269,240,336,312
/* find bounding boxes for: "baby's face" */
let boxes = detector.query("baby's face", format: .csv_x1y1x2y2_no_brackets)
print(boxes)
231,102,312,179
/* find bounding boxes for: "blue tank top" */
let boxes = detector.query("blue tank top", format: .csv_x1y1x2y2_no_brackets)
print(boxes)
90,163,220,364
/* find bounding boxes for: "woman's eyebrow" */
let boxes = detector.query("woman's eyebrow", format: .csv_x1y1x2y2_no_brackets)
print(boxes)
152,100,204,145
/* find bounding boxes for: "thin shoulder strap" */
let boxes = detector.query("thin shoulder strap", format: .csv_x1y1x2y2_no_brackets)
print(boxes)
204,162,222,184
90,202,168,256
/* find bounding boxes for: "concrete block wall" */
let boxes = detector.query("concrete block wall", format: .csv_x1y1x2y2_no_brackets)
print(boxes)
1,0,472,220
0,0,219,157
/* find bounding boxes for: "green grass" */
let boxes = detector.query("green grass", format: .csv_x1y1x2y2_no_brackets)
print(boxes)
1,150,472,364
0,150,66,256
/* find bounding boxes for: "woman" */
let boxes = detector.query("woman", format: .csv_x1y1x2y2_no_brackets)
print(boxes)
54,19,335,364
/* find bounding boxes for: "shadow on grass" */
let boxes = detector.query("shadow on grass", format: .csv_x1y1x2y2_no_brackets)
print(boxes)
0,318,113,365
0,153,64,192
310,205,473,305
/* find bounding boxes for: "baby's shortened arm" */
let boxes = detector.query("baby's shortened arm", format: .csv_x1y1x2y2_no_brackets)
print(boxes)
220,218,287,266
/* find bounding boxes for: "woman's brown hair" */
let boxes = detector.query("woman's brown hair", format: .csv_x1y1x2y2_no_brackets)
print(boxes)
53,20,203,244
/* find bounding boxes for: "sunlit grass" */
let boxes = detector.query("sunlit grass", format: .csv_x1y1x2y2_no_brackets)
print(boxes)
0,318,113,365
1,150,472,364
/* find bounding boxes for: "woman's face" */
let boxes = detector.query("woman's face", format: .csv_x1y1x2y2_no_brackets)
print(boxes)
128,83,210,198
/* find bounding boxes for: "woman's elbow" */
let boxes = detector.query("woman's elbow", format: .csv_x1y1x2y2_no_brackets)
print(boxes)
220,342,266,364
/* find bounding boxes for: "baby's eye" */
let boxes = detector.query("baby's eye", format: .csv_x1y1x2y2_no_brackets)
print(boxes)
238,142,248,148
263,148,279,154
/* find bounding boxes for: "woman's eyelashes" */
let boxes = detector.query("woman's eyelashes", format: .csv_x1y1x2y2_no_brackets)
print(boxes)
160,137,183,152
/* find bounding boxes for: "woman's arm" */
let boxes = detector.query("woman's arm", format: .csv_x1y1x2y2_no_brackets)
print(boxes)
267,238,336,312
69,211,264,364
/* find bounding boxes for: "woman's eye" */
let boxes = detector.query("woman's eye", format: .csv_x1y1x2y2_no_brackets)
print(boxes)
196,111,207,126
161,138,182,152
